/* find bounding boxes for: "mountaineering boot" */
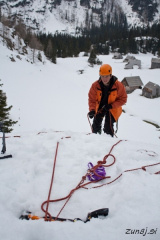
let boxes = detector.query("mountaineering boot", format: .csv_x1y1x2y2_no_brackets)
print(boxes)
92,125,102,134
97,128,102,134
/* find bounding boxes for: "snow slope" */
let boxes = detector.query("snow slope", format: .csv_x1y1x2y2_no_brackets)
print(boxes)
0,38,160,240
0,41,159,144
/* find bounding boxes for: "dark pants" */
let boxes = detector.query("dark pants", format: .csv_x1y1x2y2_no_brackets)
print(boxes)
92,111,115,136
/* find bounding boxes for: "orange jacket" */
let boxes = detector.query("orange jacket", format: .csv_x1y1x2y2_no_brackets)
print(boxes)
88,76,127,121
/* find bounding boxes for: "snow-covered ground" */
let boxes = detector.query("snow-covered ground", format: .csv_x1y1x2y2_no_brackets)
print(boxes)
0,38,160,240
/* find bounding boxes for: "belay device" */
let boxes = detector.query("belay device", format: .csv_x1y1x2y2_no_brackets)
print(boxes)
0,122,12,159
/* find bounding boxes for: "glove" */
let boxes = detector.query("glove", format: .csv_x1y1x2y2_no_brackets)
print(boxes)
88,110,95,119
101,104,112,115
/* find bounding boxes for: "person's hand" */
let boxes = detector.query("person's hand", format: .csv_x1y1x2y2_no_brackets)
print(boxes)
101,104,112,114
88,110,95,119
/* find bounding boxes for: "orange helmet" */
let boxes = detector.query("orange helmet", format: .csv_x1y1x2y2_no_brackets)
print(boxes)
99,64,112,76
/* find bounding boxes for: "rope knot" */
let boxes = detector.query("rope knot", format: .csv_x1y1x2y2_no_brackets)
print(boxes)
82,176,86,181
97,160,104,165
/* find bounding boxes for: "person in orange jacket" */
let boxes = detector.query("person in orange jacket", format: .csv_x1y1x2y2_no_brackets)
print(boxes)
88,64,127,136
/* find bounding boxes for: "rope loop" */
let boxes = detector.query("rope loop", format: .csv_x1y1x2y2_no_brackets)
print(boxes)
98,153,116,166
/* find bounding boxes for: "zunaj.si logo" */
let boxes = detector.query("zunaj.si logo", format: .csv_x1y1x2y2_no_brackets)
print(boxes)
125,228,158,236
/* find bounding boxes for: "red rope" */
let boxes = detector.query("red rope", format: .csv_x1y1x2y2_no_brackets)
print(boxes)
90,162,160,189
87,113,93,133
43,142,59,221
137,149,158,157
41,139,160,221
100,140,123,165
41,140,123,221
109,111,117,138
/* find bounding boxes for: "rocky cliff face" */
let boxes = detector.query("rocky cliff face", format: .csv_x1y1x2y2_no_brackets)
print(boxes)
128,0,159,22
0,0,160,34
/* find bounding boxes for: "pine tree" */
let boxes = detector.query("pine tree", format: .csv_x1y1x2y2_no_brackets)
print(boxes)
129,38,138,54
0,81,17,133
88,49,97,65
45,39,53,59
29,34,43,63
119,39,128,54
51,45,57,64
37,51,42,62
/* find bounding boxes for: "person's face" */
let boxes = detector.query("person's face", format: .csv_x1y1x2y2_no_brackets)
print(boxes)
101,75,111,86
